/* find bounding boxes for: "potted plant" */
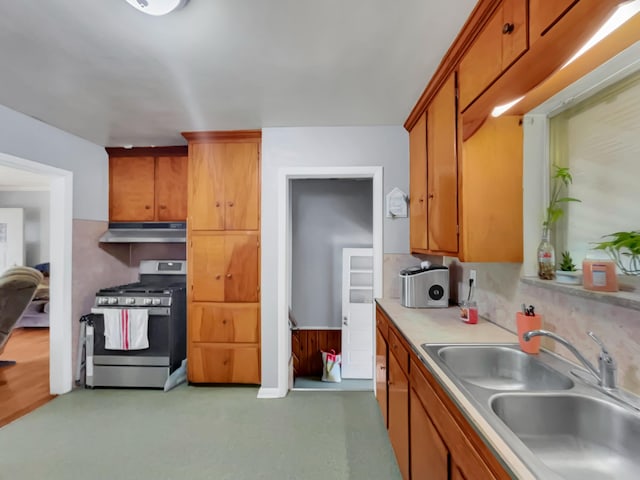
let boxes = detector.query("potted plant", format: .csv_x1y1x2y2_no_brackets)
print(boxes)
592,230,640,276
555,251,582,285
537,165,581,280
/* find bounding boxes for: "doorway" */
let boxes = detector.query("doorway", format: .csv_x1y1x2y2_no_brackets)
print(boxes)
276,167,383,395
0,152,73,395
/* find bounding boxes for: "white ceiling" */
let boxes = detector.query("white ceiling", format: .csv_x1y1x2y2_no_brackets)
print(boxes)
0,0,475,147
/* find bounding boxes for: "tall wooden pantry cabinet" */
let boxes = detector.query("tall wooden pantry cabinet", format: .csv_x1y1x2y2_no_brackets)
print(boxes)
182,130,261,384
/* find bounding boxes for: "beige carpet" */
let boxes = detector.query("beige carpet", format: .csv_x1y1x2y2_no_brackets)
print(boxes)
0,385,401,480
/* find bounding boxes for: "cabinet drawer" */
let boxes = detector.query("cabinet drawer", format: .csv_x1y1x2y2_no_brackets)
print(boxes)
388,329,409,375
188,343,261,384
189,303,259,343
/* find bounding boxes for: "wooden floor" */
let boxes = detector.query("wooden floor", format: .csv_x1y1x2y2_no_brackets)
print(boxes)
0,328,54,428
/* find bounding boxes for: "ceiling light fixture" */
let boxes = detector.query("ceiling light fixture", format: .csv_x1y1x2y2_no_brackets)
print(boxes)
125,0,189,16
562,0,640,68
491,96,525,117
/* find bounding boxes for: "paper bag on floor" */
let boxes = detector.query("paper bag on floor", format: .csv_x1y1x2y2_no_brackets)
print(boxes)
321,349,342,383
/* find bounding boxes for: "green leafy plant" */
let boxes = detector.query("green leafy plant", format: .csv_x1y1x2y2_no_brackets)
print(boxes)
559,251,576,272
592,230,640,276
543,165,581,229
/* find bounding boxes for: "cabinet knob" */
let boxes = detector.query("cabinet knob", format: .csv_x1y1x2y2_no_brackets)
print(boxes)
502,22,514,34
159,205,166,209
428,193,434,199
215,275,221,280
145,205,151,209
418,197,424,203
226,273,232,279
228,201,234,207
222,319,227,325
215,201,221,207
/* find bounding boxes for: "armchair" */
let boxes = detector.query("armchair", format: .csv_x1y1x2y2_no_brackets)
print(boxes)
0,266,44,366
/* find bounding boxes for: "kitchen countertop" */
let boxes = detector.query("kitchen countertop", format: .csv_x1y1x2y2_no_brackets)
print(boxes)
376,298,536,480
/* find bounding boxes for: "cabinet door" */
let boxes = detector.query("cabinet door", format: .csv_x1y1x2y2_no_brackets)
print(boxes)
188,143,225,230
224,142,260,230
388,350,409,480
530,0,577,41
156,155,188,221
451,463,467,480
375,327,388,428
410,387,449,479
189,343,261,384
189,303,260,343
224,233,259,302
109,156,155,221
190,234,225,302
409,112,428,251
458,0,527,110
427,73,458,254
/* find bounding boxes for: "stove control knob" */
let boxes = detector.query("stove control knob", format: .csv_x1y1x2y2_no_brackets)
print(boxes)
126,297,136,305
152,298,162,306
143,298,152,306
108,297,118,305
97,297,107,305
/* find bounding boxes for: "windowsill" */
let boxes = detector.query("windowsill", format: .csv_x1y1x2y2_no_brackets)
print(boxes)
521,276,640,312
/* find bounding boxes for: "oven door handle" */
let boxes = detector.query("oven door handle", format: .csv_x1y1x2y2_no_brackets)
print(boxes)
91,307,171,316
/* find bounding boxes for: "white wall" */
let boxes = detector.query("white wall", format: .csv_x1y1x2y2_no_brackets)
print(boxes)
0,104,108,220
0,191,50,266
291,179,373,329
261,126,409,388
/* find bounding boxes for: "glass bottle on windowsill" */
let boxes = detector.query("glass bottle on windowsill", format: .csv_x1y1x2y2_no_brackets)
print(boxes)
537,227,555,280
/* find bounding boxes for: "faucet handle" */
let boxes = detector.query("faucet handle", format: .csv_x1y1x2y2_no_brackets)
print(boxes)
588,331,617,389
587,331,611,356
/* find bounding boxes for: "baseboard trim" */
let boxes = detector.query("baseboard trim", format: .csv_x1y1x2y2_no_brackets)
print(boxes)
257,387,287,399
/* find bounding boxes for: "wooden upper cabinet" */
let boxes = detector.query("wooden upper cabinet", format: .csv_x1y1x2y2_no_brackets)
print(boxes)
409,113,428,251
155,156,188,221
188,141,259,231
427,73,458,254
108,149,188,222
458,0,527,111
530,0,578,42
109,156,156,221
190,232,259,303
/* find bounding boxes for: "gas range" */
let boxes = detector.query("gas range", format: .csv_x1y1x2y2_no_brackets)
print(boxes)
86,259,188,389
93,260,186,308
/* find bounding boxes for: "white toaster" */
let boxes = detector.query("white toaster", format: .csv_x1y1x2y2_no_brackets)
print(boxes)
399,263,449,308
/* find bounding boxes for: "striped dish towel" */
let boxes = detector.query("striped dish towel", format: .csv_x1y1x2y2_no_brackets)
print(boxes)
103,309,149,350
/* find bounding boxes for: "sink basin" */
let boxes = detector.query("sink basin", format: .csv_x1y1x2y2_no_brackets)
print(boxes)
434,345,573,391
491,394,640,479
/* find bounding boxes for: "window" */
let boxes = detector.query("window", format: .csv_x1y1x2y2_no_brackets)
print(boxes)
549,72,640,267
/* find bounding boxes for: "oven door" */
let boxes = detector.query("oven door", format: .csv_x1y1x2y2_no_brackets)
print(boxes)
89,307,170,366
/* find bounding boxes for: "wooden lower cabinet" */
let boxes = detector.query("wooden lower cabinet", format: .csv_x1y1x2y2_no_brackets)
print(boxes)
188,303,260,384
376,305,509,480
189,343,260,384
376,326,388,428
388,341,410,480
410,387,449,479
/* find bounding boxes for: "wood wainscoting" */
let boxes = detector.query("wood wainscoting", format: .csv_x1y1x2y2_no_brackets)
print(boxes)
292,329,341,378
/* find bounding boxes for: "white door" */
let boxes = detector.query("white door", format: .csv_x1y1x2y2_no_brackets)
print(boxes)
0,208,24,274
341,248,373,379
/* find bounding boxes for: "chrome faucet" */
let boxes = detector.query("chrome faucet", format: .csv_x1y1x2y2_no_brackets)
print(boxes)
523,330,617,390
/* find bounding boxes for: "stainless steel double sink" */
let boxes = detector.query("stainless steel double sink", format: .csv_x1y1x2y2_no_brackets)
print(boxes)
421,344,640,480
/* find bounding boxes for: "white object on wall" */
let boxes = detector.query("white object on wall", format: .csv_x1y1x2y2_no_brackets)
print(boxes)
385,187,408,218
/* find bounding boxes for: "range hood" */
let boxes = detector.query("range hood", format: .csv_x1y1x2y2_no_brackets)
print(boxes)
99,222,186,243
